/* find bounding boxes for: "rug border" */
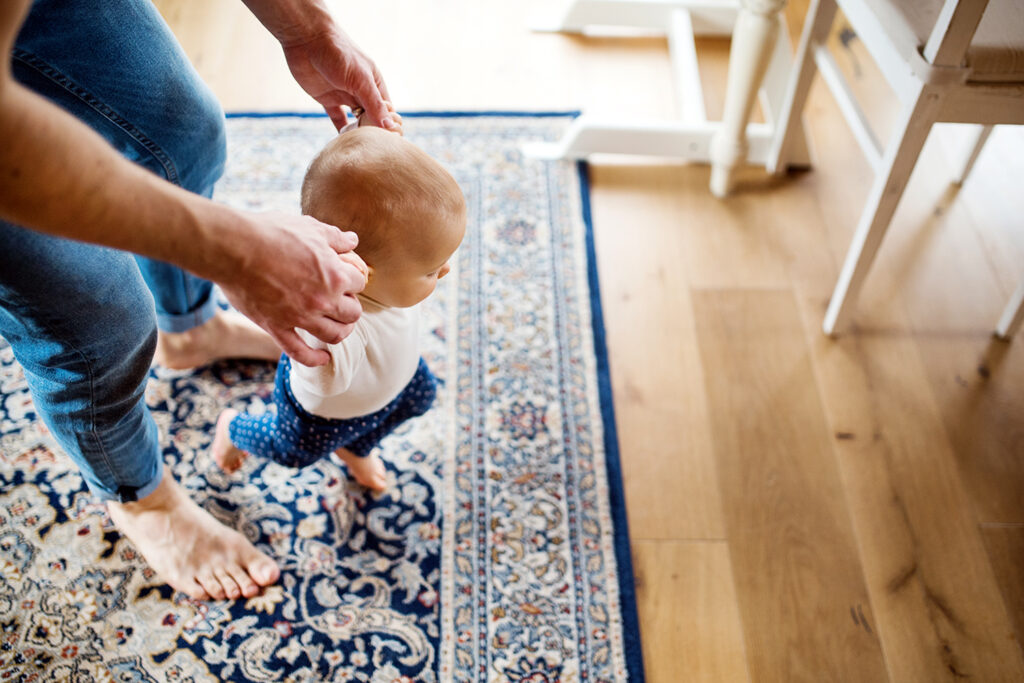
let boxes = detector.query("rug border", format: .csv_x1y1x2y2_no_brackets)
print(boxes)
224,111,646,682
575,160,646,683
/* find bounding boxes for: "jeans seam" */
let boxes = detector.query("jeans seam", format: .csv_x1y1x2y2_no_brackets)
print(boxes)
181,269,199,326
12,49,181,185
13,305,124,494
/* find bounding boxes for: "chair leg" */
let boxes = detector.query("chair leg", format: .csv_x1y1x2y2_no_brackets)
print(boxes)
995,276,1024,340
709,0,785,197
953,124,994,186
823,88,943,335
767,0,837,173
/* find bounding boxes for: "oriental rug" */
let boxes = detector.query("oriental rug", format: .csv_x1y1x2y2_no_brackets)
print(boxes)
0,113,643,682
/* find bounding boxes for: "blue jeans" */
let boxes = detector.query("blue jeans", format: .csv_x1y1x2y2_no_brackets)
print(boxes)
0,0,227,501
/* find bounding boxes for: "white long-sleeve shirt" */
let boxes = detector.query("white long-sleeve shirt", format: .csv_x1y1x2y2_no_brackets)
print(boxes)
289,296,421,419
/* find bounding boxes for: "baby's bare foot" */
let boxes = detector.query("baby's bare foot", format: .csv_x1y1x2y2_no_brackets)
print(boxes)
213,410,247,473
155,310,281,370
106,467,279,601
333,447,388,492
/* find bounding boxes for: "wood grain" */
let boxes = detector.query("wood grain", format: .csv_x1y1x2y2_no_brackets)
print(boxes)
914,334,1024,525
693,289,887,682
801,325,1024,681
632,540,749,683
981,525,1024,653
589,165,726,541
793,47,1024,677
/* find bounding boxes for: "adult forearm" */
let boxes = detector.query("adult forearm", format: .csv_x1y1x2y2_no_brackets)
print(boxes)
238,0,394,132
0,80,245,283
240,0,336,47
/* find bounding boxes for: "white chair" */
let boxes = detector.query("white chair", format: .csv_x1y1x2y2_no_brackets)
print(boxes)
769,0,1024,338
526,0,811,197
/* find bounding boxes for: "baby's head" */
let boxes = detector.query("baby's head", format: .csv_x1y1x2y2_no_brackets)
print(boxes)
301,127,466,308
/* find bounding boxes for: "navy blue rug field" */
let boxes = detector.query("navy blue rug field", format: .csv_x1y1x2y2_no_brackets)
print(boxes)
0,113,644,682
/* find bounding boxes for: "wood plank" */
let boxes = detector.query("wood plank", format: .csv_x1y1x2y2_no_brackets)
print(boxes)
798,324,1024,681
947,125,1024,297
898,131,1024,523
678,171,793,291
155,1,307,110
914,335,1024,524
909,134,1024,516
793,20,1024,680
867,135,1009,334
589,165,726,541
828,12,901,150
693,289,887,682
633,540,750,683
795,107,1024,675
815,97,1024,524
980,525,1024,654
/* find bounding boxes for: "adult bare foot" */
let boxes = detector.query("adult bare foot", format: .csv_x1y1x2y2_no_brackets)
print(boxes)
154,310,281,370
333,447,388,493
106,467,280,601
212,410,248,473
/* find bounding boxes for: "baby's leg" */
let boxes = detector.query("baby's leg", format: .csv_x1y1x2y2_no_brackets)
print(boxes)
212,409,248,473
334,360,438,493
332,447,388,493
213,407,310,471
224,403,337,470
333,408,412,494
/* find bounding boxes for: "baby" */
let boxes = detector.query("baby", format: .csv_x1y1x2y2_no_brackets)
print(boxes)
212,122,467,492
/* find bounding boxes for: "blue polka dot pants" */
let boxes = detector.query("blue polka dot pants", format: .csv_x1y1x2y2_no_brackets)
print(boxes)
229,356,437,468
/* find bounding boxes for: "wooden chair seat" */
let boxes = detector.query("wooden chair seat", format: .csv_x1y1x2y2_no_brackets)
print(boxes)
863,0,1024,82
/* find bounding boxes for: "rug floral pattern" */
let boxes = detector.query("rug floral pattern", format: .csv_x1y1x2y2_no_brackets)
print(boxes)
0,115,634,682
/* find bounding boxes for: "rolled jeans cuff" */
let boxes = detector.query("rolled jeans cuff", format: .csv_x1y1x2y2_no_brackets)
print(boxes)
156,288,220,333
73,398,166,504
91,460,165,504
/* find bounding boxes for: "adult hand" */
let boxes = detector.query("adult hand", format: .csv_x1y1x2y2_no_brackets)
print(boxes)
216,211,369,367
282,28,396,133
241,0,396,132
355,100,403,136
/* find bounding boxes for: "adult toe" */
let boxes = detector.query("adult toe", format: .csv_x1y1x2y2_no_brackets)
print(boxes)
215,568,243,600
245,554,280,587
197,572,227,601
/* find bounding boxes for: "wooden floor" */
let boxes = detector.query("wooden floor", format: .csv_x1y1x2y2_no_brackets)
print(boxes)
156,1,1024,680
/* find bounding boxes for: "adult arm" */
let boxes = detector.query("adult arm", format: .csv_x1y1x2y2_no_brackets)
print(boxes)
241,0,397,132
0,0,365,366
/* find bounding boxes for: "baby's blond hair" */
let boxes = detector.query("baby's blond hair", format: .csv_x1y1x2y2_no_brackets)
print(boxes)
301,127,464,269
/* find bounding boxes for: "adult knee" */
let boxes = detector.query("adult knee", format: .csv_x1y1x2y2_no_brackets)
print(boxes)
132,53,227,196
162,81,227,196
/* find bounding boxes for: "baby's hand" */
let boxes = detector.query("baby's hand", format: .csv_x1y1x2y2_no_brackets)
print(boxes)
356,100,403,135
